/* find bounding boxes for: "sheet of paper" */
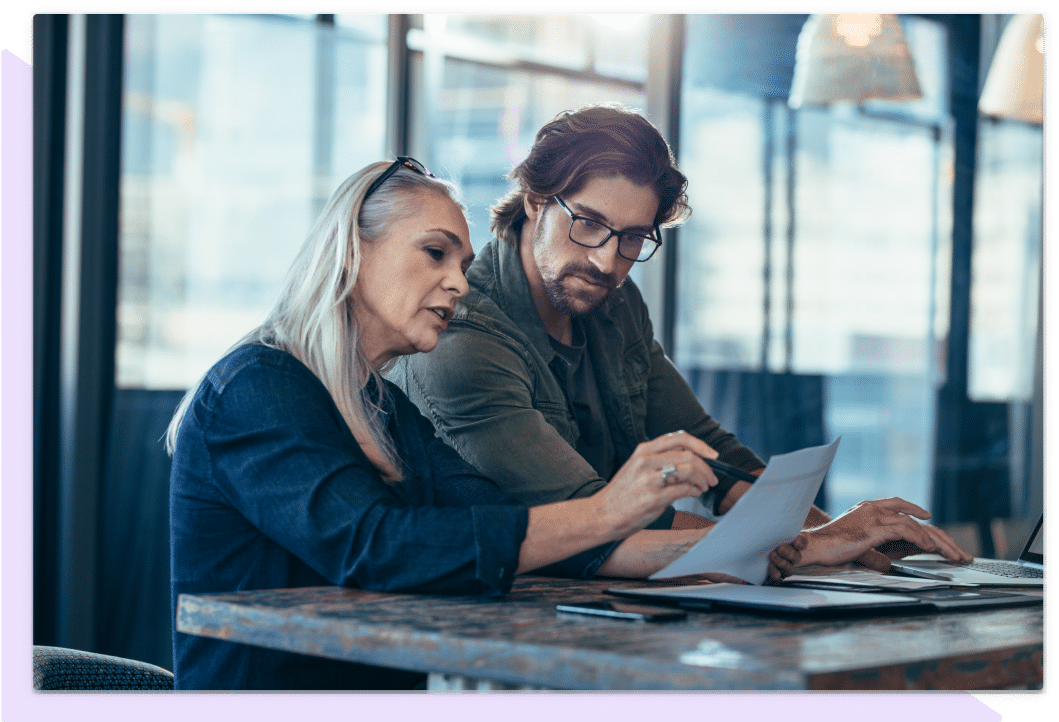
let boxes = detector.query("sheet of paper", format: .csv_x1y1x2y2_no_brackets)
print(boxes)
650,438,841,584
783,570,958,591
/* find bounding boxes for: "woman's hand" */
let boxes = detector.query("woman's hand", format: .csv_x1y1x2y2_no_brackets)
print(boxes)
798,498,973,569
591,431,720,539
768,534,807,580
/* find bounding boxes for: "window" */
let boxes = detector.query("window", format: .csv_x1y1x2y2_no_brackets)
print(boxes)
407,15,649,250
675,15,952,514
119,14,388,389
968,119,1043,402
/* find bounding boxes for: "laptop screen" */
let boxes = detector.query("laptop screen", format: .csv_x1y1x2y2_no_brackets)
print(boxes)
1019,515,1044,565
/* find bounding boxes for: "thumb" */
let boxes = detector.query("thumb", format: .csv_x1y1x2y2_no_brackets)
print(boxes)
855,548,893,572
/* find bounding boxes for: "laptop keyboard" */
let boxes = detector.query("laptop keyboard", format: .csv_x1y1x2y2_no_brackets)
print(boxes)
957,561,1043,578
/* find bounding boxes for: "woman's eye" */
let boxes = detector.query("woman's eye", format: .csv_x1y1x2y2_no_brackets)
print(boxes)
426,247,445,261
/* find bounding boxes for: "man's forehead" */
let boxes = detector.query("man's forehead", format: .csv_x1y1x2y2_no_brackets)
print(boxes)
565,176,659,226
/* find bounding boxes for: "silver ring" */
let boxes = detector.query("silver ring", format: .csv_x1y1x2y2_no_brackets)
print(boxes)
660,464,678,486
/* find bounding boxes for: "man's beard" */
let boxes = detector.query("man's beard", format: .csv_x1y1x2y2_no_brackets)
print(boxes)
541,263,621,317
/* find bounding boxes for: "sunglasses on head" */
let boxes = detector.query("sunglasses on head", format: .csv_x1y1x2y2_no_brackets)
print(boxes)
363,157,435,201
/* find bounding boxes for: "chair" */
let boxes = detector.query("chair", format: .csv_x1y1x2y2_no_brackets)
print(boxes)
32,646,174,691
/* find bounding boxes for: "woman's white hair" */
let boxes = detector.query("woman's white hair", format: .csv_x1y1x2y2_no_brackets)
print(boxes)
164,161,464,481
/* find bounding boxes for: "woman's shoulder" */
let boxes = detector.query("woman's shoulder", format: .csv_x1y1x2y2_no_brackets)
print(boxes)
205,344,320,396
382,377,423,418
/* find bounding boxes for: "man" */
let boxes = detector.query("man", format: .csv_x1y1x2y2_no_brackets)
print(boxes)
390,103,968,575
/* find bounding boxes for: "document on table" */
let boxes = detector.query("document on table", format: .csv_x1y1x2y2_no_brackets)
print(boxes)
781,570,958,591
651,438,841,584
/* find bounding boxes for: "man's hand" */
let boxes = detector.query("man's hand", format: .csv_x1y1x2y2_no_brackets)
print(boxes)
799,498,973,568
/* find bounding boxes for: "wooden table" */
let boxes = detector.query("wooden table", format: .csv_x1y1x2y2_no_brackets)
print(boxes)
175,575,1043,691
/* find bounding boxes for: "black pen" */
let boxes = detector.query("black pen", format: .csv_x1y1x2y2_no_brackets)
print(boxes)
702,457,759,483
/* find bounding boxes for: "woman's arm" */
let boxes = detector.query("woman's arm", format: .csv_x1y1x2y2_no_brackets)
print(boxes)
514,431,731,575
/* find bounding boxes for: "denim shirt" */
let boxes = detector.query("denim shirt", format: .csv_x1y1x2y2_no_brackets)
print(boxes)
390,238,764,515
170,344,535,690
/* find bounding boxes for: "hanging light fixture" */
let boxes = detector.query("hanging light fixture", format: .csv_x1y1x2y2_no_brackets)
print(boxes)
978,14,1044,124
788,14,923,108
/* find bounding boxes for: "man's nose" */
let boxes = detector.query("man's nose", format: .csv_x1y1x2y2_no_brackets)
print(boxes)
587,236,620,274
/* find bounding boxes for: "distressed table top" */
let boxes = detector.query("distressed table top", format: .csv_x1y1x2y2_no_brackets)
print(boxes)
176,575,1043,690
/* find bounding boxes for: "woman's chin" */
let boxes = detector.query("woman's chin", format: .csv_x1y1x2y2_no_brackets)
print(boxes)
412,337,440,355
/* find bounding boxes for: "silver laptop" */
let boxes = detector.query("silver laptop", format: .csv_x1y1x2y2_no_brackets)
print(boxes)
890,515,1043,587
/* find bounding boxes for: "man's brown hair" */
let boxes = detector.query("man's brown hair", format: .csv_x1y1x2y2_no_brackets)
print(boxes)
490,103,691,246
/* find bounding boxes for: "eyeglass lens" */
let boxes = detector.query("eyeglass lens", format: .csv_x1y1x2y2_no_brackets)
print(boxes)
569,218,656,262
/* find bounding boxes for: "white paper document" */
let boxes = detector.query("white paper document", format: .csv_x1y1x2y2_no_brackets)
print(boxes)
782,570,956,591
650,438,841,584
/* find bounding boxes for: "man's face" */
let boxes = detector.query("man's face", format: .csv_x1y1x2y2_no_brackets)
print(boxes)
527,174,659,317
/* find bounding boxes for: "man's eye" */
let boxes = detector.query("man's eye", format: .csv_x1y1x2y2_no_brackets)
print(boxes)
578,218,602,231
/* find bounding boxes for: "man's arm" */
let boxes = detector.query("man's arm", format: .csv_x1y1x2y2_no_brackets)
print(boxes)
715,469,968,570
605,498,971,580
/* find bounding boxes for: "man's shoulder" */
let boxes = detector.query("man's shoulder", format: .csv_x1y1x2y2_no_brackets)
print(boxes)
448,240,536,347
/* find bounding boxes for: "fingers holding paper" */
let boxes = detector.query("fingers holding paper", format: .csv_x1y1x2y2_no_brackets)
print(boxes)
767,533,807,580
595,431,721,538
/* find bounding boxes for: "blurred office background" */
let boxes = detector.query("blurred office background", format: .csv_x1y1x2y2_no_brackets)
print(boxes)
34,14,1043,670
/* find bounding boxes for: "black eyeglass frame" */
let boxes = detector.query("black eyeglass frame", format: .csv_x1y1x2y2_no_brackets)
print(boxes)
363,156,435,202
552,196,662,262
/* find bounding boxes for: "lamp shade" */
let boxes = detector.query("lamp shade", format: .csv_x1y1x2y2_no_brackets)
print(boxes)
978,14,1044,124
788,14,922,108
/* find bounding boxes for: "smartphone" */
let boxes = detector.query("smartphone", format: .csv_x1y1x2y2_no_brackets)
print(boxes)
555,600,687,622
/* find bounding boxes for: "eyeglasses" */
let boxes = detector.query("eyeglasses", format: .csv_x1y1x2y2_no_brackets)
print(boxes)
553,196,661,262
363,157,435,202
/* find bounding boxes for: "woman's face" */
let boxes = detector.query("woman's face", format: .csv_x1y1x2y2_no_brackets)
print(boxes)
353,191,473,368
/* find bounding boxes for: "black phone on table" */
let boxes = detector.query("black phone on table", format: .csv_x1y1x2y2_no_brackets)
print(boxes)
555,600,687,622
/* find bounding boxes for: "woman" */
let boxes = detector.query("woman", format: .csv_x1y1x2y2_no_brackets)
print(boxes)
166,159,803,690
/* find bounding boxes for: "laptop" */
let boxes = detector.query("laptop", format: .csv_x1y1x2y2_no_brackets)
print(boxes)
606,582,1041,618
890,515,1043,587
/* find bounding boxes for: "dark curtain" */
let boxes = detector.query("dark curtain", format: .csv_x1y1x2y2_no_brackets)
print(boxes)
931,399,1011,557
96,388,185,670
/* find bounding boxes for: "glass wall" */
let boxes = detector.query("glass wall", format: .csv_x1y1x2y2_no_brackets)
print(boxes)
675,15,953,514
115,12,1041,518
408,14,648,251
968,119,1043,403
120,15,388,390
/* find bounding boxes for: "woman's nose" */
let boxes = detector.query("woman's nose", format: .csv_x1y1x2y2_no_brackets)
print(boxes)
447,267,469,297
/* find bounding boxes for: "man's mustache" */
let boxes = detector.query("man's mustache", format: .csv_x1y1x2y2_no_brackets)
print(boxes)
559,264,619,291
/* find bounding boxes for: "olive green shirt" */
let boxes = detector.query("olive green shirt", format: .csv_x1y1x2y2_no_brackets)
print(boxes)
388,238,763,514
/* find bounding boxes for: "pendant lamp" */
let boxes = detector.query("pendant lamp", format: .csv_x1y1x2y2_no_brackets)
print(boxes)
978,14,1044,124
788,14,922,108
